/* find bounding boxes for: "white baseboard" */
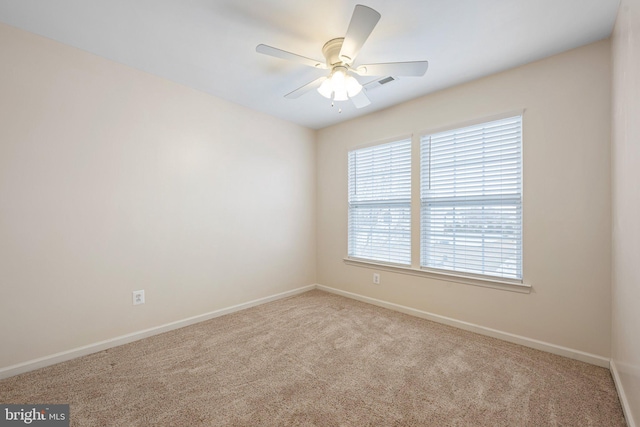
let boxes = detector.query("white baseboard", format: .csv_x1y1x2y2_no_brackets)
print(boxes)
1,283,612,381
316,284,610,368
0,284,316,380
610,359,638,427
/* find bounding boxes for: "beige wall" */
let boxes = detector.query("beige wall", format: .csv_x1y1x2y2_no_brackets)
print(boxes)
0,13,624,393
317,40,612,357
0,23,316,369
612,0,640,423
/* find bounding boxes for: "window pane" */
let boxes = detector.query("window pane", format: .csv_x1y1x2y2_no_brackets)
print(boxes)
349,204,411,264
420,116,522,279
348,139,411,265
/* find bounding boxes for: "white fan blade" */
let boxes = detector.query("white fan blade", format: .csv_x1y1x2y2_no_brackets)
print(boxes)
256,44,326,69
355,61,429,77
338,5,381,64
285,76,327,99
350,90,371,109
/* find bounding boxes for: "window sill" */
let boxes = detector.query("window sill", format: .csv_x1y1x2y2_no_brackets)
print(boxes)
343,257,531,294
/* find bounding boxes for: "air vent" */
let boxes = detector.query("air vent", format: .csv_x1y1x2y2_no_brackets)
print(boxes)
363,76,398,92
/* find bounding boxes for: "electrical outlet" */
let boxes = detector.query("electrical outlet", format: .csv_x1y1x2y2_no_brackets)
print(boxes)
373,273,381,285
132,290,145,305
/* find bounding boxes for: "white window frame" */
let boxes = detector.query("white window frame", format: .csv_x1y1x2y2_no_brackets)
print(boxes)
420,115,523,282
347,137,412,266
343,111,528,293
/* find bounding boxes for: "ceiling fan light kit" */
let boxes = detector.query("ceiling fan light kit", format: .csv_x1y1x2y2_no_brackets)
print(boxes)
317,65,363,101
256,4,429,109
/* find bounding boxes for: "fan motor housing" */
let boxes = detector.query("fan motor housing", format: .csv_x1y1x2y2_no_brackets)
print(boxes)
322,38,347,67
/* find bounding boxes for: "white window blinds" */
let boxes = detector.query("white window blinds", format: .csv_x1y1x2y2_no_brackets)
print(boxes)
348,139,411,265
420,116,522,280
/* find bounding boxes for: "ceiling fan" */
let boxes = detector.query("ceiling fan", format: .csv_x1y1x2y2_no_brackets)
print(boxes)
256,4,429,109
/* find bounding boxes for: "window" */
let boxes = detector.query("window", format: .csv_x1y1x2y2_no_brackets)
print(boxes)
420,116,522,280
348,138,411,265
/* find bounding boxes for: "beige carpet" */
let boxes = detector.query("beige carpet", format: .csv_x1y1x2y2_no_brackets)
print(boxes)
0,290,626,426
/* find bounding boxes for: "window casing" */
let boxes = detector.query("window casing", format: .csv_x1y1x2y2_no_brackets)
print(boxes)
348,139,411,265
420,116,523,280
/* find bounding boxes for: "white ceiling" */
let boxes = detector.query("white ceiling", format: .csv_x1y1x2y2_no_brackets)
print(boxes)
0,0,620,129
